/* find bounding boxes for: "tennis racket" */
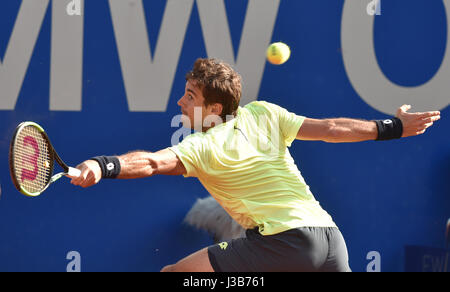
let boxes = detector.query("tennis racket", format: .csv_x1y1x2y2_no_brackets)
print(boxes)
9,121,81,197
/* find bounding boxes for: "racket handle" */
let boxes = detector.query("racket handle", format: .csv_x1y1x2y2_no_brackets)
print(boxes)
68,167,81,178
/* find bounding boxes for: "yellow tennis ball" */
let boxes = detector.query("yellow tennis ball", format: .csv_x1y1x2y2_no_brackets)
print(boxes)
267,42,291,65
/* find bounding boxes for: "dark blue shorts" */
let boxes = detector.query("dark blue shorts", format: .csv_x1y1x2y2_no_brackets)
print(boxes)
207,227,351,272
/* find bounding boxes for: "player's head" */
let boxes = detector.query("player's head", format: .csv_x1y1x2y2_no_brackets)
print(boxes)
178,58,242,131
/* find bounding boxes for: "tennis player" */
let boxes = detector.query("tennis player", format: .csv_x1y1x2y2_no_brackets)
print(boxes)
69,58,441,272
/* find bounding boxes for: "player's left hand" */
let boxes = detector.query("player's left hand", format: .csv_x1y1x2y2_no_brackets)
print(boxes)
396,105,441,137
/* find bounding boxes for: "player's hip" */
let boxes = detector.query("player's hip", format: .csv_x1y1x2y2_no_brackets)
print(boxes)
207,226,351,272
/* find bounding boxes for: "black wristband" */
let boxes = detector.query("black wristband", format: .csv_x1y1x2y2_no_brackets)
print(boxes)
91,156,121,179
374,118,403,141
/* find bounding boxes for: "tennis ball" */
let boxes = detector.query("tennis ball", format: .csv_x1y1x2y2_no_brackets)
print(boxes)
267,42,291,65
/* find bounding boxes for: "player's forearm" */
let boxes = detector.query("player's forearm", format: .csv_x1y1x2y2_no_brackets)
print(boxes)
326,118,378,143
116,151,157,179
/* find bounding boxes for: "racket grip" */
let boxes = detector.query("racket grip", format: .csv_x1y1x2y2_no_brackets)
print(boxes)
68,167,81,178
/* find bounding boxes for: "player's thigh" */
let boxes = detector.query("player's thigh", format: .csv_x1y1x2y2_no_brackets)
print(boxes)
161,247,214,272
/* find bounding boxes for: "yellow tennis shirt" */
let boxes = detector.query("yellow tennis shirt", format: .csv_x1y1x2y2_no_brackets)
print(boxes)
169,101,337,235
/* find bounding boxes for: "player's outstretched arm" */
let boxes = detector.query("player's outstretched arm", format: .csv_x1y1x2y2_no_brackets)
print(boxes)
297,105,441,143
69,148,186,188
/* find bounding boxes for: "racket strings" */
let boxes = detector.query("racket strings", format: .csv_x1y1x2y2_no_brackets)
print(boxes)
14,126,52,194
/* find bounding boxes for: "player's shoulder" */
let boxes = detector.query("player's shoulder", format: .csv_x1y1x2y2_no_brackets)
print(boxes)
243,100,285,117
244,100,273,108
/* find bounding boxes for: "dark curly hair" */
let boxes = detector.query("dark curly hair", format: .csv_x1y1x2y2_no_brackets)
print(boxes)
186,58,242,122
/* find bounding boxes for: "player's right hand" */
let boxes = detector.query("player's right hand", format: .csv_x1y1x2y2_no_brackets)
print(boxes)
67,160,102,188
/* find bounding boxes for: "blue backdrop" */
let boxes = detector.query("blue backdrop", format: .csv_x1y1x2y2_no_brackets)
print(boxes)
0,0,449,272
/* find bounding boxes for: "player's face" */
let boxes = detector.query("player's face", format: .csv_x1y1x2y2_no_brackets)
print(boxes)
177,81,221,131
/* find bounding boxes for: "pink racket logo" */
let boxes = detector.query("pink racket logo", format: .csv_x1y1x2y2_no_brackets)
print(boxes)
20,136,40,182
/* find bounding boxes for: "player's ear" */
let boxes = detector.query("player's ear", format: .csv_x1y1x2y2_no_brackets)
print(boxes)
211,103,223,117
